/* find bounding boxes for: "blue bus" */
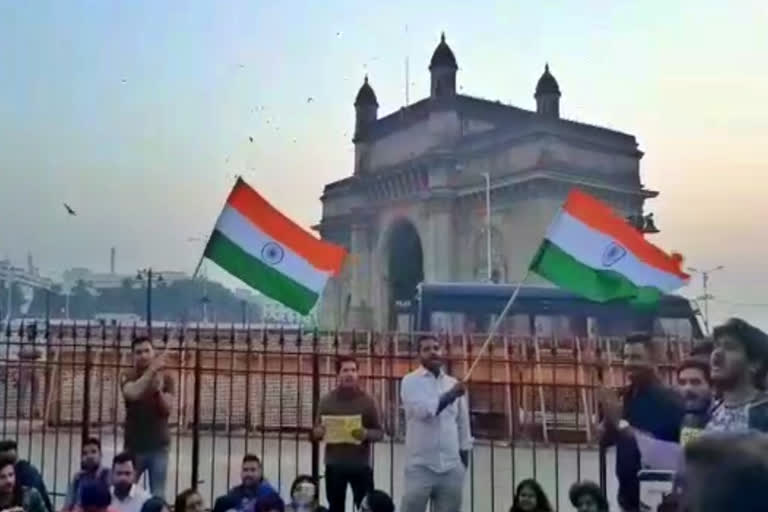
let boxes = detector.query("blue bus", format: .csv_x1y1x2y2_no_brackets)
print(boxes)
407,282,702,338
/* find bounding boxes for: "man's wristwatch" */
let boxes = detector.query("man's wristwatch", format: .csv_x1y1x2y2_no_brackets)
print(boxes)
617,419,630,431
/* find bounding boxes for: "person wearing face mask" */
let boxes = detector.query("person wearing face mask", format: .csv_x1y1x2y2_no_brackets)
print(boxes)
285,475,326,512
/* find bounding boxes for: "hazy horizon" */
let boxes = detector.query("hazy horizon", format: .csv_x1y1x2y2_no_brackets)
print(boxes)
1,1,766,330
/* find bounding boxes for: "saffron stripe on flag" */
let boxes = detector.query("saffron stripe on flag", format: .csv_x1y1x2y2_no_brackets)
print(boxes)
545,210,687,291
562,189,688,278
205,231,319,315
227,179,346,273
214,205,330,294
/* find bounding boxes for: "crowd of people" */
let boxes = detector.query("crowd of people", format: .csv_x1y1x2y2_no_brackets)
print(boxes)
597,317,768,511
2,318,768,512
0,335,396,512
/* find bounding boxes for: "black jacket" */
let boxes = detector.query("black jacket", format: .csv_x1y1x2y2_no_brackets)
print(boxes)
15,460,53,512
603,381,685,512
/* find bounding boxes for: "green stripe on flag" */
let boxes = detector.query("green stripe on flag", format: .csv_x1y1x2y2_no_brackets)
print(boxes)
529,240,662,306
205,230,319,315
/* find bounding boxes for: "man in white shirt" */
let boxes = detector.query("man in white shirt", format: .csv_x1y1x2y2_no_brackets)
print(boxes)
400,334,473,512
110,452,150,512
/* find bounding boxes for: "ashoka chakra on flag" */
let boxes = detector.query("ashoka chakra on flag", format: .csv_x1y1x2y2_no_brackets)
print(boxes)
203,178,347,315
529,188,689,306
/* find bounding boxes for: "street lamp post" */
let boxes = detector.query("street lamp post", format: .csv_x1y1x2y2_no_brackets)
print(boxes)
481,172,492,282
137,268,163,337
687,265,724,335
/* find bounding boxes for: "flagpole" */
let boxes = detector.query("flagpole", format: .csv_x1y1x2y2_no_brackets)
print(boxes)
464,271,530,381
192,254,206,280
192,176,243,280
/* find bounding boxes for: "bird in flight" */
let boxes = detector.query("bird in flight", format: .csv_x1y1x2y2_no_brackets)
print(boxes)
64,204,76,216
249,136,253,143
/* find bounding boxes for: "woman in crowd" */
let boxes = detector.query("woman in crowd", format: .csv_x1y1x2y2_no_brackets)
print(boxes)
510,479,553,512
285,475,326,512
140,497,171,512
568,481,609,512
174,489,205,512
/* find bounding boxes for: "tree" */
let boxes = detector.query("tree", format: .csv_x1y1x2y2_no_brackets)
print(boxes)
23,278,266,323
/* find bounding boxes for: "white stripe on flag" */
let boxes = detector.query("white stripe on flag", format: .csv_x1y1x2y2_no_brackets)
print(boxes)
547,212,687,292
215,206,330,293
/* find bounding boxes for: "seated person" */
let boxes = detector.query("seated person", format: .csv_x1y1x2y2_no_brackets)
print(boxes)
79,480,113,512
109,452,150,512
0,440,52,512
0,455,46,512
64,438,111,511
285,475,327,512
214,455,276,512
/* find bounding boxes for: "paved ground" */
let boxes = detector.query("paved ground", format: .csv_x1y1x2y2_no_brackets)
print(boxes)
5,424,619,512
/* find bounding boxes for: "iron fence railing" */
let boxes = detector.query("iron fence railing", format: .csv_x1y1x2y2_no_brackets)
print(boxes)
0,320,694,511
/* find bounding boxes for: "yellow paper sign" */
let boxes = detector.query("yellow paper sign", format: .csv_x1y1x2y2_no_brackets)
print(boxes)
680,426,703,446
321,414,363,445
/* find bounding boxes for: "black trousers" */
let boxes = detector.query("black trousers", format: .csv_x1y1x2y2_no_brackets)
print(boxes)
325,464,374,512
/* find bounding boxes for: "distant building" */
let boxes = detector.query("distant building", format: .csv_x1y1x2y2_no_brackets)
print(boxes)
0,259,53,290
62,267,131,291
234,288,260,303
262,297,317,326
316,33,656,330
93,312,142,325
62,268,188,291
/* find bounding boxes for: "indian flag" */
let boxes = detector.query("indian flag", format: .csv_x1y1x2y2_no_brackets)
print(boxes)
529,189,689,305
203,178,347,315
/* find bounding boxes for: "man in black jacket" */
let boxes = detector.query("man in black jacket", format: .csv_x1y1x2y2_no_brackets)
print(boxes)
0,440,52,512
598,334,685,512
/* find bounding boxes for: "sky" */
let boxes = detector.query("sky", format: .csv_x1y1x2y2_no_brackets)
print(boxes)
1,1,766,330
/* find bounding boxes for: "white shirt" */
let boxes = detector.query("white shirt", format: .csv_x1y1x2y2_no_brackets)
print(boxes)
111,484,150,512
401,366,473,473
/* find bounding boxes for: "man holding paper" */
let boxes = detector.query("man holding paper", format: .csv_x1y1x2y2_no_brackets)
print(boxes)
312,355,383,512
400,334,473,512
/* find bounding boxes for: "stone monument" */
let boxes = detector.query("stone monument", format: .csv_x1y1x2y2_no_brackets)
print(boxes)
315,33,655,331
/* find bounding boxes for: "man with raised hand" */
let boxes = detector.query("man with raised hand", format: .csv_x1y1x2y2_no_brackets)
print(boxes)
400,334,472,512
